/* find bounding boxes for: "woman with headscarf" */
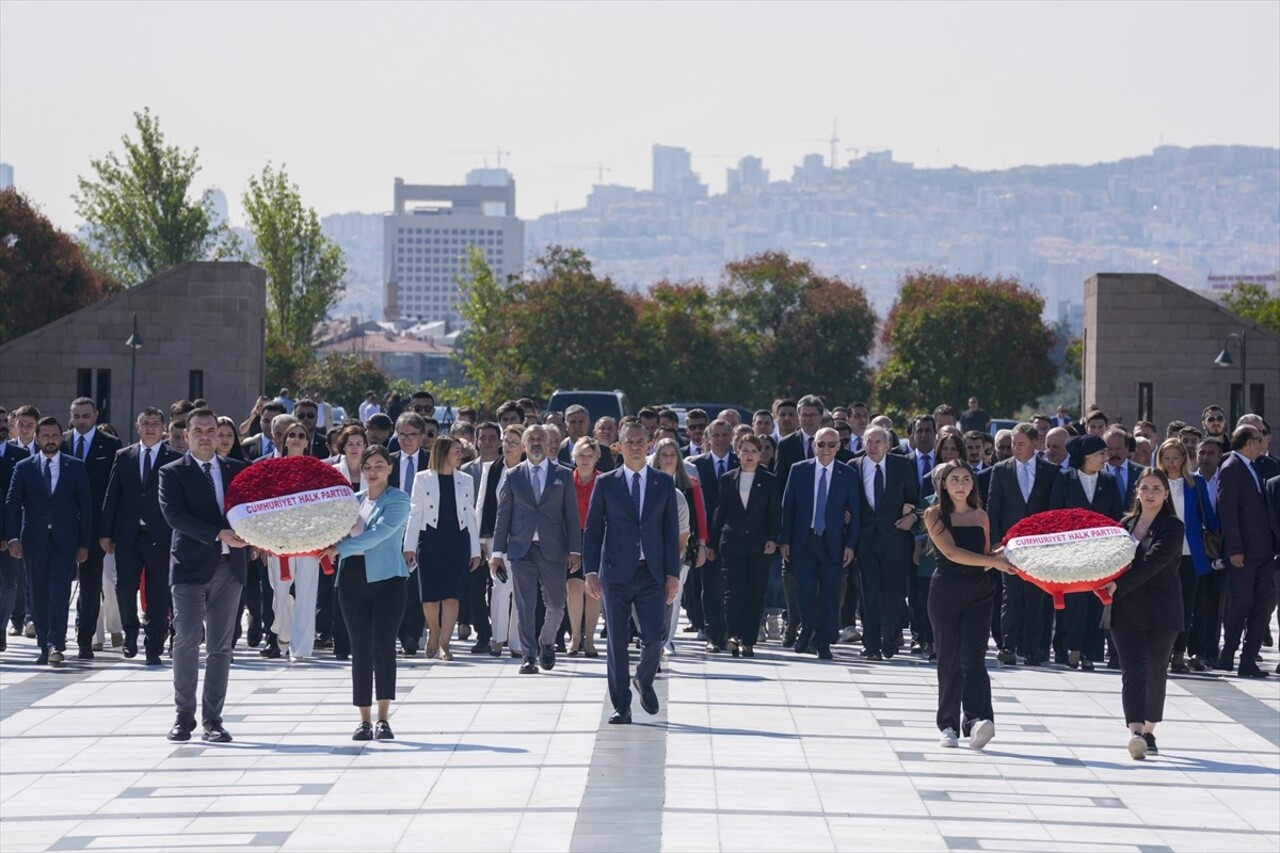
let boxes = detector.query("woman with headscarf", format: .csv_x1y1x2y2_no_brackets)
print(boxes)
1049,434,1124,671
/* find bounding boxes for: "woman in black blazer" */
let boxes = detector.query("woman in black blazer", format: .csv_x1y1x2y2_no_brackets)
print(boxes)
708,435,781,658
1049,434,1123,670
1101,467,1185,760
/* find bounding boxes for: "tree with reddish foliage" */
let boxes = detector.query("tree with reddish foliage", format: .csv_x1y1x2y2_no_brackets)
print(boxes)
0,189,118,344
874,270,1057,418
716,251,876,406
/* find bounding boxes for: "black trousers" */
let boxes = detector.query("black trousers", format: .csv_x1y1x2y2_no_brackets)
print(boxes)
1001,574,1048,658
856,546,907,653
1171,556,1197,656
700,552,727,647
911,575,933,645
1187,570,1226,660
113,529,172,655
466,564,492,644
242,557,276,646
1222,558,1275,663
683,565,704,630
1111,629,1178,725
928,568,997,735
1064,591,1105,661
338,559,406,707
74,543,106,650
722,551,771,643
399,564,425,652
315,578,334,640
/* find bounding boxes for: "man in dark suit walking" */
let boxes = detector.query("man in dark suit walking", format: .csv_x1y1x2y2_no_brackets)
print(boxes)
1215,425,1274,678
987,422,1059,665
0,438,29,652
5,416,92,664
690,419,739,652
584,421,681,725
63,396,123,657
159,409,250,741
1104,427,1143,509
491,425,582,674
778,427,860,659
772,396,825,645
850,426,920,660
100,407,181,664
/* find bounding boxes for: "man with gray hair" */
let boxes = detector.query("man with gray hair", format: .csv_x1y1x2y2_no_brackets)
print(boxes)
491,425,582,674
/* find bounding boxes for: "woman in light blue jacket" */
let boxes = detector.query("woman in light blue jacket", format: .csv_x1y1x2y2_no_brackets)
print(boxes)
324,446,411,741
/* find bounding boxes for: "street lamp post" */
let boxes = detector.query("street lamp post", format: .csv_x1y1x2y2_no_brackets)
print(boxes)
1214,331,1247,421
125,313,143,443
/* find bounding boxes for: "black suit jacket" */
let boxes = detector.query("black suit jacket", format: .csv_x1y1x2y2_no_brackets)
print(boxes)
1254,453,1280,482
774,431,814,494
1265,474,1280,550
159,454,249,586
1107,460,1144,509
1217,452,1272,562
62,429,122,525
1111,514,1186,632
986,456,1058,542
850,454,920,560
0,444,30,542
709,468,781,556
101,442,182,542
691,452,740,525
1049,468,1123,521
388,449,431,492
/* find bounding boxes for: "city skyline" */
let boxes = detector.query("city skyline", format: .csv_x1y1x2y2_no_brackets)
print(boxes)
2,1,1278,231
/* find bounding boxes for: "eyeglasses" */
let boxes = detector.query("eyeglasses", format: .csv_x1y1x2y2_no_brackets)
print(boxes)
396,431,420,440
286,431,309,440
815,441,839,449
686,423,706,432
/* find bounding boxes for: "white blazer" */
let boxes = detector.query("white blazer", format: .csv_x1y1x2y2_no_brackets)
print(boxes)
403,468,481,558
332,459,367,492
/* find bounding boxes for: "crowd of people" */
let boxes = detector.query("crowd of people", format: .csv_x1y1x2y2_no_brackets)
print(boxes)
2,389,1277,758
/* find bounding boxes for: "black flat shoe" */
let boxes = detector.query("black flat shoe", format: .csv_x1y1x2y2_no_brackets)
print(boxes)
817,648,834,660
608,709,632,724
374,720,394,740
77,647,95,660
1143,732,1158,754
352,722,373,741
633,676,659,715
741,645,755,658
863,650,883,661
145,652,164,666
122,635,138,659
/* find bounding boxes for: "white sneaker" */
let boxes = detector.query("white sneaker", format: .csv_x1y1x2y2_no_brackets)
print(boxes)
939,727,959,748
969,719,995,750
1128,733,1147,760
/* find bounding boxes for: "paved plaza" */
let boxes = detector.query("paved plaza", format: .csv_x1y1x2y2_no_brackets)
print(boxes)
1,617,1277,853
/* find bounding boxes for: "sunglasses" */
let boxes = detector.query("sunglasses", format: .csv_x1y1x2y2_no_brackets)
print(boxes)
1205,416,1224,422
412,404,434,413
423,431,438,439
296,412,317,419
285,431,309,440
815,441,840,449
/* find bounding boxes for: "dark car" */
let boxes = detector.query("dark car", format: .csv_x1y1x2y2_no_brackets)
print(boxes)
661,402,755,429
546,389,632,422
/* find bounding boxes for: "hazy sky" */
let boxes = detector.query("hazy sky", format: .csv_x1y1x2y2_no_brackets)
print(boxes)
2,1,1278,230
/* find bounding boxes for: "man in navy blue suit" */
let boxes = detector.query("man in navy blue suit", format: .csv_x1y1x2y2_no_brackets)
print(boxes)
159,409,250,742
0,435,30,653
4,417,92,665
689,419,739,652
584,421,681,725
101,407,181,664
779,427,860,659
1216,425,1274,678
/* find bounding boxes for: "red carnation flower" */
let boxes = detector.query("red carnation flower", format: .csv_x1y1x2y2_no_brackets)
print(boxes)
226,455,351,511
1001,508,1136,608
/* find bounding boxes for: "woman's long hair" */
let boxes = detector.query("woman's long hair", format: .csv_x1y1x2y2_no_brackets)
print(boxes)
1122,466,1177,524
650,437,693,491
1154,437,1195,488
216,416,247,461
927,459,982,548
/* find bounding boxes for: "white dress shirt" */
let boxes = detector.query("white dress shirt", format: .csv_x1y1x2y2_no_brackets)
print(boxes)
738,471,754,508
862,458,884,510
72,426,97,461
1078,470,1098,504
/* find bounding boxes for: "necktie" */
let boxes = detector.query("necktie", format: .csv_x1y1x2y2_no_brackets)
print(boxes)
1249,462,1262,493
404,456,415,497
853,436,862,454
1113,465,1126,495
814,467,828,535
921,453,932,478
142,447,153,484
44,458,53,495
717,458,726,478
1018,461,1031,502
873,462,885,511
631,471,642,516
202,461,217,501
531,464,542,502
76,434,86,460
806,436,813,460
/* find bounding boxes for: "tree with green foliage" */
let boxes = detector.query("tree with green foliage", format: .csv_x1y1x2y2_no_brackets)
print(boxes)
296,352,390,415
73,108,236,285
875,270,1057,417
632,281,750,404
1,189,118,344
715,252,877,406
1221,282,1280,334
455,246,521,404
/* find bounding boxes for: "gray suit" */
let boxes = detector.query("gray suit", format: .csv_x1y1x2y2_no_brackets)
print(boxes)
492,459,582,655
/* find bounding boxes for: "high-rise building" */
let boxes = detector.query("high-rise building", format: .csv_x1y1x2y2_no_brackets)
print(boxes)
206,187,229,228
726,156,769,194
0,163,13,191
383,173,524,324
652,145,707,198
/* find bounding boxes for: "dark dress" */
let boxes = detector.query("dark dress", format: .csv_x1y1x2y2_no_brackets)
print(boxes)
417,474,470,602
927,524,998,735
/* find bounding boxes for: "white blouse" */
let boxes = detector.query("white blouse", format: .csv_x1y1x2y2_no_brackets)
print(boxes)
1168,478,1191,556
739,472,755,508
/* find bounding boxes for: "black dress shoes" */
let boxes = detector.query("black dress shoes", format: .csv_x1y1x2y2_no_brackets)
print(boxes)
794,630,813,655
352,722,373,741
520,658,539,674
260,641,282,659
1238,664,1270,679
633,676,659,715
882,644,896,660
608,708,632,724
202,722,233,743
817,648,834,660
1213,655,1235,671
167,713,197,742
36,649,49,665
539,645,556,671
374,720,394,740
471,640,489,654
77,647,95,660
122,634,138,659
145,650,164,666
862,649,883,661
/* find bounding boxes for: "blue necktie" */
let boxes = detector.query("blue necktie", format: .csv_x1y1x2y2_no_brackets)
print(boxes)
717,458,726,478
44,458,53,495
873,462,885,511
631,471,642,517
814,467,828,535
531,464,542,502
76,434,86,460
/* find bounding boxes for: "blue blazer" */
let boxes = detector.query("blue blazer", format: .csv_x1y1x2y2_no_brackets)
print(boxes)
779,459,860,562
583,466,681,584
100,442,182,543
1180,474,1220,576
0,444,30,542
4,453,93,554
159,454,250,586
335,487,411,584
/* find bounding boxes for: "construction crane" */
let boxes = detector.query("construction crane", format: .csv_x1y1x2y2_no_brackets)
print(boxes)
555,163,613,183
448,147,511,168
804,120,840,169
